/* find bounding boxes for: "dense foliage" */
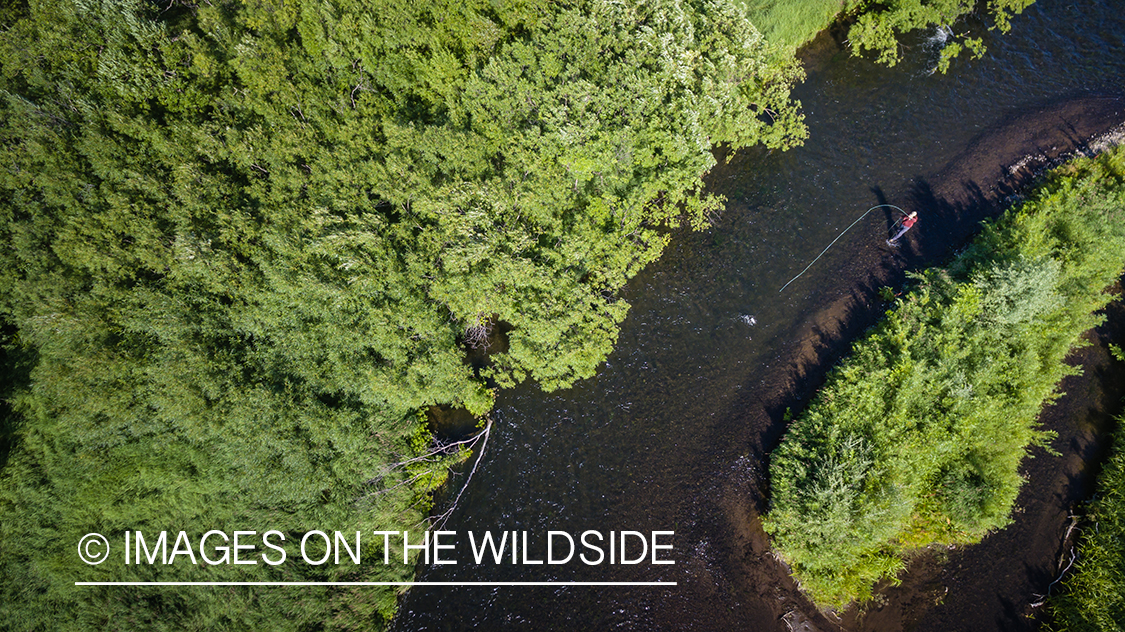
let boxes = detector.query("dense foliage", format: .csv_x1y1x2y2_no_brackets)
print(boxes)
764,146,1125,608
0,0,1046,627
1046,413,1125,632
0,0,806,629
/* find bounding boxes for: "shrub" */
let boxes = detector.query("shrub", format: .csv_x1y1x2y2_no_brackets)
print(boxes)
766,146,1125,608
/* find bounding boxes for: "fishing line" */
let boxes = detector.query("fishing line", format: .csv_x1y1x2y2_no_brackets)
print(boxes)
778,204,907,293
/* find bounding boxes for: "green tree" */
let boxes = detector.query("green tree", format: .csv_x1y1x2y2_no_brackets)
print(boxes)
0,0,806,629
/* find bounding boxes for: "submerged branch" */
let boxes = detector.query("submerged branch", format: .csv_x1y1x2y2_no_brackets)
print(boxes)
430,416,493,532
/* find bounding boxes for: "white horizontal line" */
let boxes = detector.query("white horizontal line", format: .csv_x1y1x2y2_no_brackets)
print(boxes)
75,581,677,586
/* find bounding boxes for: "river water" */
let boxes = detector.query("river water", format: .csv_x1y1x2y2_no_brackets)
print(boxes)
392,2,1125,630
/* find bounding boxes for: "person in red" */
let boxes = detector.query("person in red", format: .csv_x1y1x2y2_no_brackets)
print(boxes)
887,211,918,246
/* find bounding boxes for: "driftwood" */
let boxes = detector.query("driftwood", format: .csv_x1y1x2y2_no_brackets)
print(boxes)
1030,514,1082,609
429,416,493,531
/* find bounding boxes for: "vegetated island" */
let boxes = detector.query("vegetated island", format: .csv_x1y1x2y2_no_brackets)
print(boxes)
1047,410,1125,632
0,0,1037,629
764,145,1125,610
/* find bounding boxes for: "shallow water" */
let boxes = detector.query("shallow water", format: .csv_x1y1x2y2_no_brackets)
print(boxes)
392,3,1125,630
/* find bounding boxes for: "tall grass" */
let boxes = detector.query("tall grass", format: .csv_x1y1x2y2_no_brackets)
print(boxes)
741,0,857,50
765,146,1125,608
1046,413,1125,632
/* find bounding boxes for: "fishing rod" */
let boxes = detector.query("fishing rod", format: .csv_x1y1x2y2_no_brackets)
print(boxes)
778,204,908,293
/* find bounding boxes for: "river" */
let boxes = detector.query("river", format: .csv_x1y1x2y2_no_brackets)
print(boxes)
392,2,1125,630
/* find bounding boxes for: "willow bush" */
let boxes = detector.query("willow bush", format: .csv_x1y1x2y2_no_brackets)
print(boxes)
847,0,1036,71
765,146,1125,608
0,0,806,629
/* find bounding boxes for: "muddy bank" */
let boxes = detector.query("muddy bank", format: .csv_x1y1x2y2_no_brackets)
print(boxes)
708,95,1125,632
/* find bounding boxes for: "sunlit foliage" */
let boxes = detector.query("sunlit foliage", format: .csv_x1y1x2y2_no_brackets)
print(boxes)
744,0,1036,72
847,0,1036,71
0,0,805,629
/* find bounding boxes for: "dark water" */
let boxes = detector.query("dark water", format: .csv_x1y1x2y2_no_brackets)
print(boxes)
392,3,1125,630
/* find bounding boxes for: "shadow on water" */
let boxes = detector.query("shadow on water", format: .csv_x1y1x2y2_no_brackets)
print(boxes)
392,2,1125,630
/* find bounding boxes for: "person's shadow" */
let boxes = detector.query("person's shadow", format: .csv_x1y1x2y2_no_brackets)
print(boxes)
871,185,903,239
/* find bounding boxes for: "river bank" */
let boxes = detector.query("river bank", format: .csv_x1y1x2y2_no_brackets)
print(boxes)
391,2,1125,627
714,97,1125,631
393,95,1125,632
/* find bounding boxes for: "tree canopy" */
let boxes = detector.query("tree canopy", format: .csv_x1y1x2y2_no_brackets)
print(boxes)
0,0,1046,626
0,0,805,628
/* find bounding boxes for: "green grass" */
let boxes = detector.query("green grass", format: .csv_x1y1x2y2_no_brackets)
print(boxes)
1046,413,1125,632
741,0,856,50
765,146,1125,609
